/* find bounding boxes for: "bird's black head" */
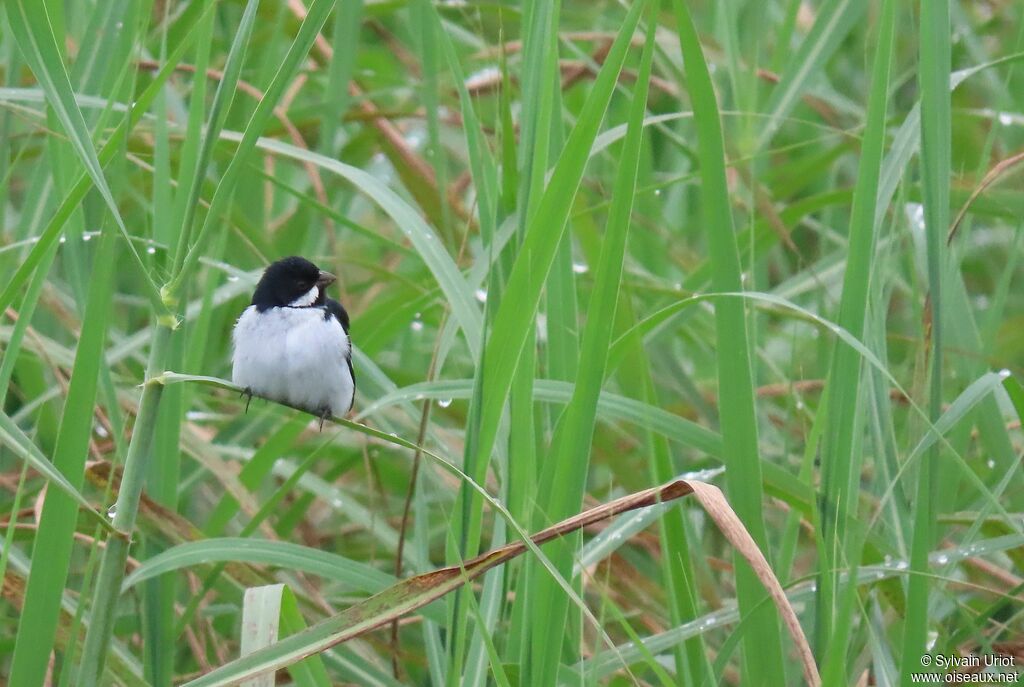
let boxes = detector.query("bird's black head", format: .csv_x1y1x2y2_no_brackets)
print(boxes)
251,256,336,312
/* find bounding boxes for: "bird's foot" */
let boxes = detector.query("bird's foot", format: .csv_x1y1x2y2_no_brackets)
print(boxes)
316,406,332,431
241,387,254,413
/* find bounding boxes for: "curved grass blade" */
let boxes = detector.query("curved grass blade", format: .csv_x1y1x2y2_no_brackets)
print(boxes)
180,477,818,687
123,538,397,597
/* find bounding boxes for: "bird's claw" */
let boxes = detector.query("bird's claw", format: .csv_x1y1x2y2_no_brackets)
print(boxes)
241,387,253,413
317,406,331,431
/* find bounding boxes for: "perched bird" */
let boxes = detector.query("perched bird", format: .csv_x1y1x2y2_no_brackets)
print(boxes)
232,256,355,426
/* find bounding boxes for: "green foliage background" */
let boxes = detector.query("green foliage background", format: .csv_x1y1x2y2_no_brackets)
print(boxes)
0,0,1022,685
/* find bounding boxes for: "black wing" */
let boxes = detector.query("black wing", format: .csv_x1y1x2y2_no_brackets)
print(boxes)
326,297,355,411
346,355,356,411
324,298,350,333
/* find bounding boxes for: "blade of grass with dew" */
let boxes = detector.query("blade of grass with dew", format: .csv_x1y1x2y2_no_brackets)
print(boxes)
3,0,163,310
0,0,214,317
168,0,331,297
452,0,645,580
431,1,513,680
460,1,560,680
901,1,950,683
167,0,259,282
526,15,655,683
7,219,119,687
671,2,785,683
143,7,207,680
816,0,895,680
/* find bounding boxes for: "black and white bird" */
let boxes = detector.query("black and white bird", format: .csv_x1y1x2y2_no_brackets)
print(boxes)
232,256,355,425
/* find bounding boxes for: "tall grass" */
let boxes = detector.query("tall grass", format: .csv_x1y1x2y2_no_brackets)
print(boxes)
2,1,1022,686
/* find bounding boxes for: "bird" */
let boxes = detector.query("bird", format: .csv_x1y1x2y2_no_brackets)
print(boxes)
232,256,355,427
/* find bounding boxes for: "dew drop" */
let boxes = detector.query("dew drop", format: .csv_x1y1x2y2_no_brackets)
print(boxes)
94,423,109,438
474,288,487,303
571,262,589,274
227,275,239,282
330,497,343,508
998,113,1013,126
438,398,453,408
59,236,67,244
410,318,424,332
654,189,662,197
986,458,996,469
998,368,1011,379
82,233,92,242
934,553,949,565
146,246,157,255
106,504,117,518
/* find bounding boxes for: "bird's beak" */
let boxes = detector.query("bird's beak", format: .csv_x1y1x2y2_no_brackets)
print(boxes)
316,270,336,288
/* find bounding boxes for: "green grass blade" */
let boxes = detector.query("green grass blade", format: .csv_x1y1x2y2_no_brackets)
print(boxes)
0,412,110,527
456,0,647,565
168,0,260,273
3,0,162,308
526,15,656,682
901,1,951,682
124,538,398,598
8,221,119,687
817,0,896,679
670,2,785,683
169,0,335,295
0,0,214,316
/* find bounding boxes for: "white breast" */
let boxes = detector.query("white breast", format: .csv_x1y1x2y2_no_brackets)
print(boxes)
232,305,354,417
